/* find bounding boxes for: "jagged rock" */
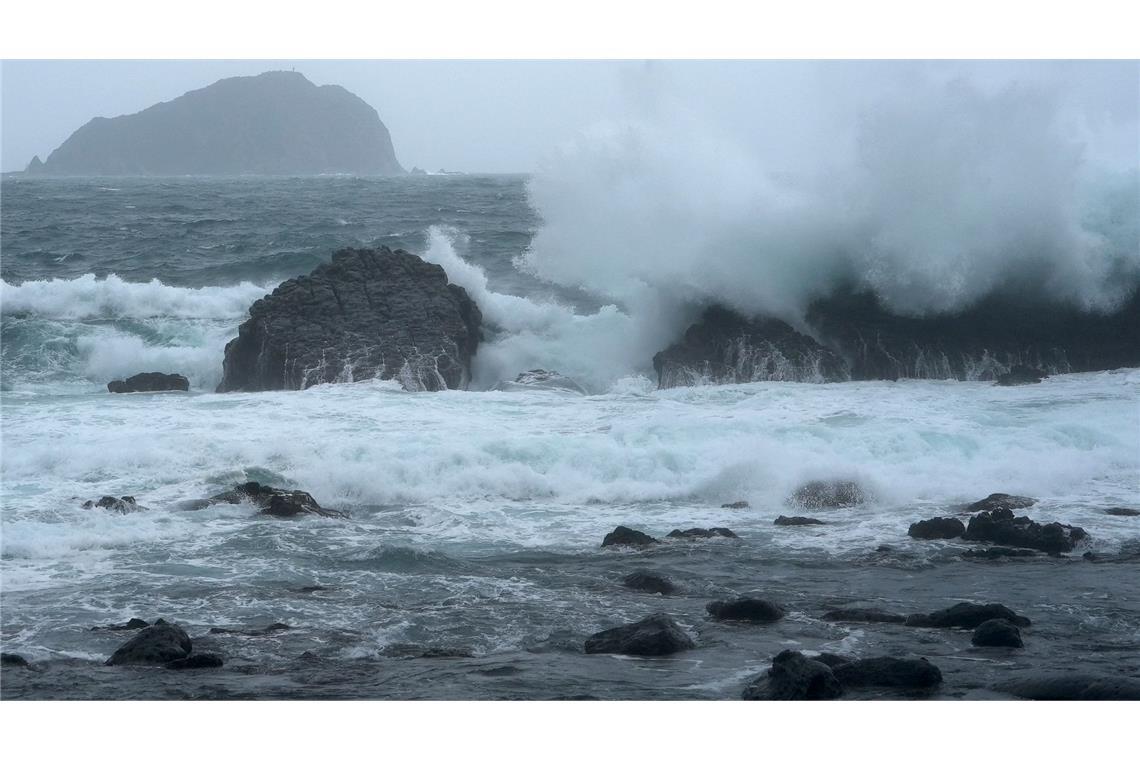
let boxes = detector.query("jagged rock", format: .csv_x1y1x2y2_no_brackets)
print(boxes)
666,527,739,539
1,653,31,668
788,479,867,510
993,675,1140,700
832,657,942,689
491,369,586,394
721,501,750,510
962,493,1037,512
107,372,189,393
961,547,1039,559
621,571,677,595
906,602,1031,629
706,597,785,623
963,507,1087,553
742,650,844,700
971,619,1024,648
90,618,150,631
82,495,145,515
217,247,482,393
652,305,849,388
908,516,966,540
166,653,224,670
821,608,906,624
775,515,826,526
601,526,658,549
995,366,1048,386
583,613,695,656
105,620,192,665
206,482,345,518
1104,507,1140,517
208,622,291,636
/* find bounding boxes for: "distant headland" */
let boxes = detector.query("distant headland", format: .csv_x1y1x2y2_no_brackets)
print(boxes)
23,71,404,176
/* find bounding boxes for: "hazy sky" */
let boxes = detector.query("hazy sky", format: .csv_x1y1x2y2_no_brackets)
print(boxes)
2,60,1136,174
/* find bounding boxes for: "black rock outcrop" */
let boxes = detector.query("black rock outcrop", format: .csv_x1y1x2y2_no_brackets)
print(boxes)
105,620,192,665
908,516,966,540
666,527,739,539
107,372,189,393
583,613,695,656
962,493,1037,512
207,482,345,518
601,526,659,549
742,650,844,701
217,247,482,392
620,571,677,595
775,515,826,526
29,71,403,176
963,507,1087,553
706,597,785,623
905,602,1031,629
82,495,145,514
971,618,1024,648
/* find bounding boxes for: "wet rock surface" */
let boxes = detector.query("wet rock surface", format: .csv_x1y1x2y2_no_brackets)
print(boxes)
207,482,346,519
665,527,738,539
491,369,586,394
107,372,189,393
963,507,1087,553
620,571,677,595
775,515,826,526
993,675,1140,700
583,613,695,656
601,526,659,549
743,650,844,700
971,619,1024,648
831,656,943,689
908,516,966,540
105,620,192,665
706,597,785,623
82,496,145,515
962,493,1037,512
906,602,1031,629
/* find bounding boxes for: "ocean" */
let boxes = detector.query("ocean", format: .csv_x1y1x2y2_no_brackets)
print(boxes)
1,175,1138,699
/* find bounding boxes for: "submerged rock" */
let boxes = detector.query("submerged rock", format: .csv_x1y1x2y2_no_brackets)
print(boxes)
584,613,695,656
217,247,482,393
90,618,150,632
666,527,739,539
906,602,1031,629
788,479,867,510
993,675,1140,700
1,653,31,668
743,650,844,701
821,608,906,624
621,571,677,595
105,620,192,665
963,507,1087,553
166,653,224,670
971,619,1024,648
775,515,826,526
491,369,586,394
82,495,145,515
601,526,659,549
908,516,966,540
207,482,346,518
995,365,1048,386
208,622,291,636
1104,507,1140,517
107,372,190,393
706,597,785,623
380,644,474,659
721,501,750,510
831,657,942,689
962,493,1037,512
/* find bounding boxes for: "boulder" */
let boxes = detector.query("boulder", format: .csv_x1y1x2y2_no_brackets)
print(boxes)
775,515,825,526
166,653,224,670
962,493,1037,512
81,495,145,515
908,516,966,540
583,613,695,656
995,366,1048,386
963,507,1087,553
107,372,189,393
620,571,677,595
742,650,844,700
217,247,482,393
1104,507,1140,517
993,675,1140,700
905,602,1030,629
665,527,739,539
821,608,906,624
90,618,150,631
207,482,345,518
832,657,942,689
601,526,659,549
491,369,586,394
105,620,192,665
706,597,785,623
788,479,866,510
971,619,1024,648
1,653,31,668
721,501,750,510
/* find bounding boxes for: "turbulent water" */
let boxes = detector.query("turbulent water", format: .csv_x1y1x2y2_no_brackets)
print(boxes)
2,176,1139,700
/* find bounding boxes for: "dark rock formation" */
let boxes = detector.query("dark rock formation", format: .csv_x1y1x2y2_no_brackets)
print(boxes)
971,618,1024,648
1,653,31,668
207,482,345,518
653,305,849,388
995,365,1048,386
993,675,1140,700
208,622,291,636
217,247,482,393
491,369,587,394
963,507,1087,553
105,620,192,665
601,526,659,549
788,479,867,510
82,495,145,514
831,656,943,689
107,372,189,393
906,602,1031,629
90,618,150,631
706,597,785,623
1105,507,1140,517
721,500,750,509
908,516,966,540
775,515,826,526
31,71,403,176
621,571,677,595
821,608,906,624
961,547,1039,559
742,650,844,700
166,653,224,670
962,493,1037,512
583,613,695,656
666,527,739,539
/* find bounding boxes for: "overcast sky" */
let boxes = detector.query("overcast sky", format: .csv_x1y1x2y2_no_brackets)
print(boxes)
2,60,1136,174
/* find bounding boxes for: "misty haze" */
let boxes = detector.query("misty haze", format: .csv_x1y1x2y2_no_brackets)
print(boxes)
1,60,1138,702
